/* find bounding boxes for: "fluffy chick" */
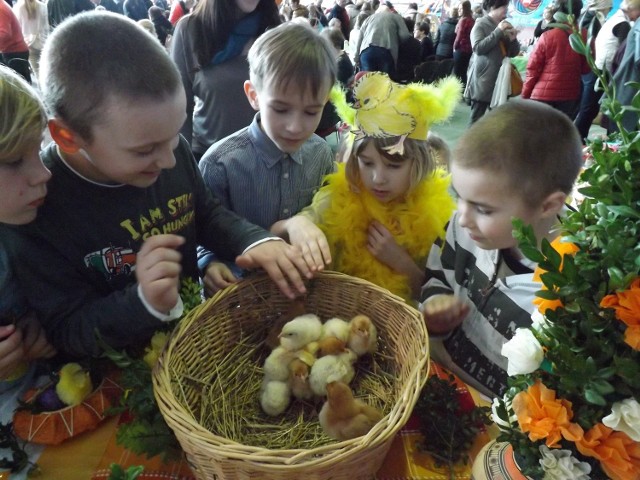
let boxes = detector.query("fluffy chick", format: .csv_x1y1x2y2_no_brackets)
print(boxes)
263,346,297,382
279,314,323,351
289,358,314,400
321,317,351,342
265,300,306,350
55,363,93,406
309,349,357,397
260,379,291,416
317,336,347,357
348,315,378,357
319,381,384,440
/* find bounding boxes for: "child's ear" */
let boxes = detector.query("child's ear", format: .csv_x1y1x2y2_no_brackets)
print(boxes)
48,119,81,154
243,80,260,112
539,191,567,218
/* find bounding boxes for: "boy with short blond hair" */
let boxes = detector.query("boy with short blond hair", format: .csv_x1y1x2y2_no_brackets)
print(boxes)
0,12,311,358
0,66,56,382
198,22,337,294
421,100,583,398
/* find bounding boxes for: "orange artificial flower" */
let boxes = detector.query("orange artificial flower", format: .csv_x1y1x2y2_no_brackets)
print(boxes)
533,238,580,313
624,325,640,350
511,380,584,448
575,423,640,480
600,278,640,351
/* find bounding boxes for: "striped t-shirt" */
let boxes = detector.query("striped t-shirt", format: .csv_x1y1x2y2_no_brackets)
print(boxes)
421,212,540,398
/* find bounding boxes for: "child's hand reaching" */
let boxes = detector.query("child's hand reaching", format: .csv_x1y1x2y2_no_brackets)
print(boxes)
17,312,57,361
0,324,25,379
271,216,332,272
136,234,185,314
203,261,238,296
236,240,311,299
422,294,470,335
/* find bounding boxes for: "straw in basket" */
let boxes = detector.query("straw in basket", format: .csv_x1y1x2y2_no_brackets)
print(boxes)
153,271,430,480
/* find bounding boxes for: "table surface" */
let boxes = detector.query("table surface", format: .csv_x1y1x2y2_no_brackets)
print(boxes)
3,363,498,480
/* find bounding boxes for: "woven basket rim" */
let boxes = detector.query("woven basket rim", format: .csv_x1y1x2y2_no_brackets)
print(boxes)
153,270,430,469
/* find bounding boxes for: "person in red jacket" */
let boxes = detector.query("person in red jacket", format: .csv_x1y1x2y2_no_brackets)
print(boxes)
521,0,590,120
0,0,31,83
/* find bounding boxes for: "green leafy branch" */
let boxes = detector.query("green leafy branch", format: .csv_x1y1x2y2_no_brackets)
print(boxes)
415,375,491,480
99,277,203,462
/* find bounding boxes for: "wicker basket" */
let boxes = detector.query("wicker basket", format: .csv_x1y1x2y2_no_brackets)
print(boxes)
153,271,429,480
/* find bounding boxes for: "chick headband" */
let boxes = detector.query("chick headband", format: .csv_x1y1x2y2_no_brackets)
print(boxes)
329,71,462,155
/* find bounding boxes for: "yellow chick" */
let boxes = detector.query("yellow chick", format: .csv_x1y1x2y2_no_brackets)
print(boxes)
321,317,351,343
263,346,297,382
260,379,291,416
309,349,357,397
332,72,462,154
55,363,93,406
279,314,323,351
319,381,383,440
348,314,378,357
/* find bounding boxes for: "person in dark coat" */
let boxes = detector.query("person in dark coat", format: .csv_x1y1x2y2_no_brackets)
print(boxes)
434,5,458,59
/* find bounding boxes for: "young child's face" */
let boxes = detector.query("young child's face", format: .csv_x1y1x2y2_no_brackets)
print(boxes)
71,89,186,187
0,143,51,225
245,79,329,154
450,163,542,250
357,141,412,203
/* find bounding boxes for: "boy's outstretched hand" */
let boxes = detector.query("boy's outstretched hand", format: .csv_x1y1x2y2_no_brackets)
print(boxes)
136,234,185,314
0,325,25,379
203,261,238,296
271,216,332,272
422,294,470,335
236,240,311,299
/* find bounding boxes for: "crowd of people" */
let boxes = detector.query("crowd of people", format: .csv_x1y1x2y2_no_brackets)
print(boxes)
0,0,636,450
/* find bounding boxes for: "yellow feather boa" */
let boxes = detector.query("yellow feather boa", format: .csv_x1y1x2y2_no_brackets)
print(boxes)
317,163,455,302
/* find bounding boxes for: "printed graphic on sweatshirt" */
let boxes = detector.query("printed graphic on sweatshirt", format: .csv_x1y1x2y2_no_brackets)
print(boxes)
84,245,137,280
119,193,194,241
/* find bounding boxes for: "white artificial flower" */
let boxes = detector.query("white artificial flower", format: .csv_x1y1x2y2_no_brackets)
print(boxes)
531,309,550,332
539,445,591,480
602,398,640,441
501,328,544,376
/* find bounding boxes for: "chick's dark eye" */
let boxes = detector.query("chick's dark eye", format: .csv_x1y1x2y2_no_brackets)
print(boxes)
363,98,370,105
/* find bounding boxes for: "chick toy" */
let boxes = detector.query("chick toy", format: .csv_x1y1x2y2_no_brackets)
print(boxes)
348,314,378,357
319,381,383,440
329,72,461,155
279,314,323,351
55,363,93,406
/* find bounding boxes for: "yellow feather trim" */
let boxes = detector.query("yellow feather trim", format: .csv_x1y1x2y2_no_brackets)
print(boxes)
317,163,455,302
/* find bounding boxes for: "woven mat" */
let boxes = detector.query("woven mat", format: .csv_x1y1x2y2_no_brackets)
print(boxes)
91,362,487,480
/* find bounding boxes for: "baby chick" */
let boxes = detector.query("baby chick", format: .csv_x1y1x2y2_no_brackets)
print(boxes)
319,381,384,440
309,349,357,397
279,314,323,351
263,346,297,382
265,300,306,350
316,336,347,357
348,315,378,357
260,379,292,416
321,317,351,342
289,358,313,400
55,362,93,406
